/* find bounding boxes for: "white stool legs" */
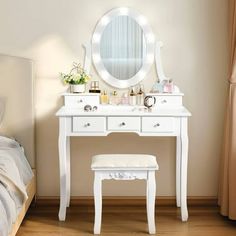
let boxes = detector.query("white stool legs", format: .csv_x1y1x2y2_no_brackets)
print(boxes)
94,172,102,235
147,170,156,234
93,170,156,234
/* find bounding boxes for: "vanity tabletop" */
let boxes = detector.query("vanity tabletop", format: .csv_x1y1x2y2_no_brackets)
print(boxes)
56,105,191,117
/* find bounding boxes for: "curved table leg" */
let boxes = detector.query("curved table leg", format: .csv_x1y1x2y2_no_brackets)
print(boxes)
176,134,181,208
180,117,189,221
94,172,102,234
66,137,71,207
58,117,68,221
147,171,156,234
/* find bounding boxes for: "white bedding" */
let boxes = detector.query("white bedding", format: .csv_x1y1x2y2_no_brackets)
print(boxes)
0,97,5,126
0,136,33,236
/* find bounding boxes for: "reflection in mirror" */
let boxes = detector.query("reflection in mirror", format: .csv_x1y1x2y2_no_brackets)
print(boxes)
100,16,146,80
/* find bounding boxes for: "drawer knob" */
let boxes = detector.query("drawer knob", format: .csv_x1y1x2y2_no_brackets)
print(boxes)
161,99,167,103
120,122,126,126
154,123,160,127
84,123,90,127
78,99,83,103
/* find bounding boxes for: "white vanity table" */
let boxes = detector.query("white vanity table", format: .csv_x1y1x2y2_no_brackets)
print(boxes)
56,7,191,223
56,93,191,221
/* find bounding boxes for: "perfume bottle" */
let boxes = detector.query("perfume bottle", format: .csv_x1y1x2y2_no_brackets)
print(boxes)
100,90,109,105
163,79,174,93
137,85,145,106
89,81,101,93
151,79,163,93
129,87,136,106
110,91,118,105
121,93,129,105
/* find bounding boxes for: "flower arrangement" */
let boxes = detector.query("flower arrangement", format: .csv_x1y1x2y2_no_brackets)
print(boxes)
60,62,90,85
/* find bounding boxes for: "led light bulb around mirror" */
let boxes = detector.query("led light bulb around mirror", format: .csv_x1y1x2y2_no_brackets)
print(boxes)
137,16,147,26
119,7,129,15
93,33,101,43
138,69,146,78
100,70,109,80
101,16,109,26
93,54,101,63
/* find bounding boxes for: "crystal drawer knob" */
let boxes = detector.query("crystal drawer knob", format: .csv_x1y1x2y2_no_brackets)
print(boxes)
154,123,160,127
84,123,90,127
120,122,126,126
78,99,83,103
161,100,167,103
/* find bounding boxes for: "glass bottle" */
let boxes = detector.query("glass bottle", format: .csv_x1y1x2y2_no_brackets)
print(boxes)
129,87,136,106
137,85,145,106
100,90,109,104
121,93,129,105
163,79,174,93
110,91,118,105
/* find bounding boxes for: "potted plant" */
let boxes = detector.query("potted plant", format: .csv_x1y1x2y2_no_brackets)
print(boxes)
60,62,90,93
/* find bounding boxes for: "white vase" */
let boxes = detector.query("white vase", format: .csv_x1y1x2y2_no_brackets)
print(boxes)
70,84,85,93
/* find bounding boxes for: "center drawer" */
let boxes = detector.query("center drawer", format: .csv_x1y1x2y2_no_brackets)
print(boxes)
108,117,140,131
73,117,106,133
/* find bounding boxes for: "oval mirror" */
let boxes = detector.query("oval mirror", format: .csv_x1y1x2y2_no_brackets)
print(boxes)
92,8,155,88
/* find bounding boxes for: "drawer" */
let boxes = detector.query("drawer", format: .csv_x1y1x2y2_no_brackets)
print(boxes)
73,117,105,133
64,95,99,107
154,96,182,106
142,117,174,133
108,117,140,131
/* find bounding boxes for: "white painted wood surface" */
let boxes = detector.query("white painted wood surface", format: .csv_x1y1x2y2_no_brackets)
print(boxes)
56,93,191,222
58,117,68,221
94,172,102,234
180,117,189,221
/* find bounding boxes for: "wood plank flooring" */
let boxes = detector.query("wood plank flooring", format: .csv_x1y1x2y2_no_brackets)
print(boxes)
17,205,236,236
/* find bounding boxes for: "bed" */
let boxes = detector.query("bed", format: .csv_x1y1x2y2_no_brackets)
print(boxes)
0,54,36,236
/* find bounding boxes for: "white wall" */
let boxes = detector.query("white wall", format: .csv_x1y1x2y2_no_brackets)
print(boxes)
0,0,228,197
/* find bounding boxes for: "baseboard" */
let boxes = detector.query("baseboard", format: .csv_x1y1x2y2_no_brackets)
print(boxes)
36,196,218,207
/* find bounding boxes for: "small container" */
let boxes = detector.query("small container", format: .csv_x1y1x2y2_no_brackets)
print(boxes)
121,93,129,105
110,91,119,105
100,90,109,105
137,85,145,106
89,81,101,93
129,87,136,106
151,79,163,93
163,79,174,93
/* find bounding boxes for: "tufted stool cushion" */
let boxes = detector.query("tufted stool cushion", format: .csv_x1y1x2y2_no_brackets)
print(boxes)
91,154,159,170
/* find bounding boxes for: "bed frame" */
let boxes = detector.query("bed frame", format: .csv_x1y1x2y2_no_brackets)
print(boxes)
0,54,36,236
9,170,36,236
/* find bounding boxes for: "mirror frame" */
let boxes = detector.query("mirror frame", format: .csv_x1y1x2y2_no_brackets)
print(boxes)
92,7,155,88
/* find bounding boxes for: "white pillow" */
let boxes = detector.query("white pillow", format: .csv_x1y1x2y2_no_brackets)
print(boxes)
0,97,5,126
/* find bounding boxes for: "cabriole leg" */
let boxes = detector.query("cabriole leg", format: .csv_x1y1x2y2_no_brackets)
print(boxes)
94,172,102,234
180,118,189,221
147,170,156,234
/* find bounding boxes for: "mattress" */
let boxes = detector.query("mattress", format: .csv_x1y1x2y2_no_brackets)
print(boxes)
0,136,33,236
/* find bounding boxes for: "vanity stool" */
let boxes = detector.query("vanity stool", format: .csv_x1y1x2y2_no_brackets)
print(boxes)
91,154,159,235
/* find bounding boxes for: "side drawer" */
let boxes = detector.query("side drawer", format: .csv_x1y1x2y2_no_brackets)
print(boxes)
154,96,182,106
142,117,174,133
108,117,140,131
73,117,106,133
64,95,99,107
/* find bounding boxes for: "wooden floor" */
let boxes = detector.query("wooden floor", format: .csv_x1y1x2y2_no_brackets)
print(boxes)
17,205,236,236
